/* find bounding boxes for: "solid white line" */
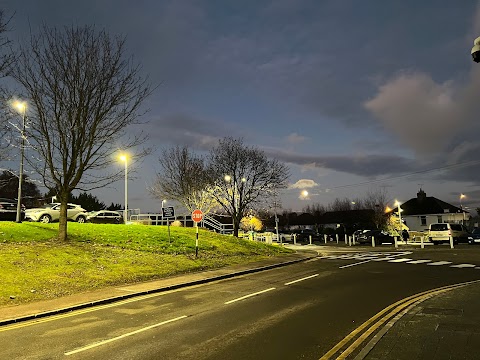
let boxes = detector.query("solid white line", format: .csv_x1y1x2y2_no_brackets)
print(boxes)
224,288,276,305
64,315,188,355
284,274,319,285
339,260,371,269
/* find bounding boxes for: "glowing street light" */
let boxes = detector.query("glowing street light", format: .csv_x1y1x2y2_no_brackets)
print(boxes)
13,100,27,223
394,200,402,235
224,175,246,211
119,154,128,224
460,193,466,224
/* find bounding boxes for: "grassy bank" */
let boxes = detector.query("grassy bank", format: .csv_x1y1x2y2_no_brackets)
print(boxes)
0,222,292,305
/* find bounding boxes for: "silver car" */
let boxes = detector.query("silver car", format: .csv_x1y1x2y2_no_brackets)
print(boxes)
25,203,87,223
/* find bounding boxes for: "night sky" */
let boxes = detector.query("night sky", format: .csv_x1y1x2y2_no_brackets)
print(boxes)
3,0,480,214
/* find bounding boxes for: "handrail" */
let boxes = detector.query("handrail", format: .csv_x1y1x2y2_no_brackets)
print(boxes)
128,213,234,234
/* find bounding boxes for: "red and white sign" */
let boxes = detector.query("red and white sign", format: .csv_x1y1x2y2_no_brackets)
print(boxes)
192,209,203,223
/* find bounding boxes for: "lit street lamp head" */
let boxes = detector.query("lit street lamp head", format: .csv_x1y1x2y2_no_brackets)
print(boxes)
13,100,27,113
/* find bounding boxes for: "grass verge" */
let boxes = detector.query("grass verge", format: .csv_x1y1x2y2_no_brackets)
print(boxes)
0,222,292,305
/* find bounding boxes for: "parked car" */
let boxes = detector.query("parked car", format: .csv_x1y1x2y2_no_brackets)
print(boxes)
25,203,87,223
86,210,123,224
468,228,480,244
357,230,394,245
428,223,470,244
293,229,322,242
0,198,25,221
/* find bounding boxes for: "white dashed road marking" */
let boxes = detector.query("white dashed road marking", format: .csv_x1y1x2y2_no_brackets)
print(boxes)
388,258,412,263
428,261,452,266
450,264,476,268
407,260,432,264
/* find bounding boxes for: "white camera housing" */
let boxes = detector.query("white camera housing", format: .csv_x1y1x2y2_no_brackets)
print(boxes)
471,36,480,63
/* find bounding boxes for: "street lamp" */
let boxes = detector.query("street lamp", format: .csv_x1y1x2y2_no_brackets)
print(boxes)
224,175,246,211
119,154,128,224
460,193,466,224
161,199,166,225
394,200,402,237
13,100,27,223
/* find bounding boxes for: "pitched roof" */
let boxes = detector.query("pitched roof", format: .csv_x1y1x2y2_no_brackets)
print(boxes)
391,189,467,216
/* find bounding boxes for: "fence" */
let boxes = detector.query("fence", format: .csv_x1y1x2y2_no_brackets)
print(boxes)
128,213,234,234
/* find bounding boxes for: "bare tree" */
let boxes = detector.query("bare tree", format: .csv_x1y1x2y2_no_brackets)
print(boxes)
0,10,16,159
149,145,218,214
9,25,151,241
328,197,354,212
362,188,389,229
208,137,290,237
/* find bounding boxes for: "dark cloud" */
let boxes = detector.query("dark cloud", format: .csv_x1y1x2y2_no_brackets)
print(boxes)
263,148,418,177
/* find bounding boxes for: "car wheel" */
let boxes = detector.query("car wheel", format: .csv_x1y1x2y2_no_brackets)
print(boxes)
76,216,86,223
432,241,439,245
39,214,51,223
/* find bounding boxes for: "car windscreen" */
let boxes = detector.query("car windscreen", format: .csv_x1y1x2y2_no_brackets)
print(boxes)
430,224,448,231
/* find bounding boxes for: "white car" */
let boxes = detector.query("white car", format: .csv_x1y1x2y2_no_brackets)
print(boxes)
25,203,87,223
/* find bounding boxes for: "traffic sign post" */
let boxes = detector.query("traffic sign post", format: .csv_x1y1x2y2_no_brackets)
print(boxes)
162,206,175,242
192,209,203,257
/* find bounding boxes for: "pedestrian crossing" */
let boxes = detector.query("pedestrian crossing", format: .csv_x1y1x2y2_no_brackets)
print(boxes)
318,252,479,270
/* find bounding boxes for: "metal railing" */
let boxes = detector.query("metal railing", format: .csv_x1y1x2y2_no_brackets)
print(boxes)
202,215,234,234
128,213,234,234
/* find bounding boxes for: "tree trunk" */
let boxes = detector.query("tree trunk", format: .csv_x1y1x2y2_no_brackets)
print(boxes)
233,217,240,237
58,197,68,242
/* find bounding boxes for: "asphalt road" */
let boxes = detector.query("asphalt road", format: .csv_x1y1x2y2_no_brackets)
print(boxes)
2,244,480,359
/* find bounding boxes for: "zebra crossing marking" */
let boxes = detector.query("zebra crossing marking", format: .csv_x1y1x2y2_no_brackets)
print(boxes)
427,261,452,266
450,264,476,268
407,260,432,264
388,258,412,263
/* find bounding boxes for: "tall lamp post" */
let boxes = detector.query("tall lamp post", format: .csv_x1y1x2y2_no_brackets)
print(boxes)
460,193,466,224
161,199,166,225
13,101,27,223
395,200,402,238
224,175,246,212
120,154,128,224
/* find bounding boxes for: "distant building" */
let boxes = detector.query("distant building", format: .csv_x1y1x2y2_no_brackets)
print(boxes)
391,189,469,231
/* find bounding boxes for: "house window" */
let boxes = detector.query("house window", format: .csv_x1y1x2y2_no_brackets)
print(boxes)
420,216,426,226
437,216,442,223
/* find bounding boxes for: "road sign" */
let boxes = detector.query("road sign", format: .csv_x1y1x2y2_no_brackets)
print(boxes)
192,209,203,223
162,206,175,218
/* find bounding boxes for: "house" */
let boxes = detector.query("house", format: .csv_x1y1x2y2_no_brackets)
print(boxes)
391,189,469,232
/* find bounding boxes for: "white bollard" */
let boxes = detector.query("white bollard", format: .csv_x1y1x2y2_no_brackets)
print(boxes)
324,234,327,244
293,234,297,245
421,235,424,249
372,236,376,248
309,235,312,245
348,236,352,246
352,234,356,245
394,236,398,248
336,234,339,243
345,234,347,245
450,236,454,249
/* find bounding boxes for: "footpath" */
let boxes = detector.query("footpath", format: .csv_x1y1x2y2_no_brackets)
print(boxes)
2,245,480,359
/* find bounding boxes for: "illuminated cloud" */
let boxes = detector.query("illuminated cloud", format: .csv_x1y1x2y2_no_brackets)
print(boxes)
290,179,318,189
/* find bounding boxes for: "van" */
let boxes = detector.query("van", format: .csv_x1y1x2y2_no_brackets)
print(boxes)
428,223,470,244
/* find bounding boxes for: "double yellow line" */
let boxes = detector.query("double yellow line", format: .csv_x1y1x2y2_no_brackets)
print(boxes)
320,279,480,360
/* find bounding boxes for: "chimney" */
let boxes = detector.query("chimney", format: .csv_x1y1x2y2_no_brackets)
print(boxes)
417,189,426,202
